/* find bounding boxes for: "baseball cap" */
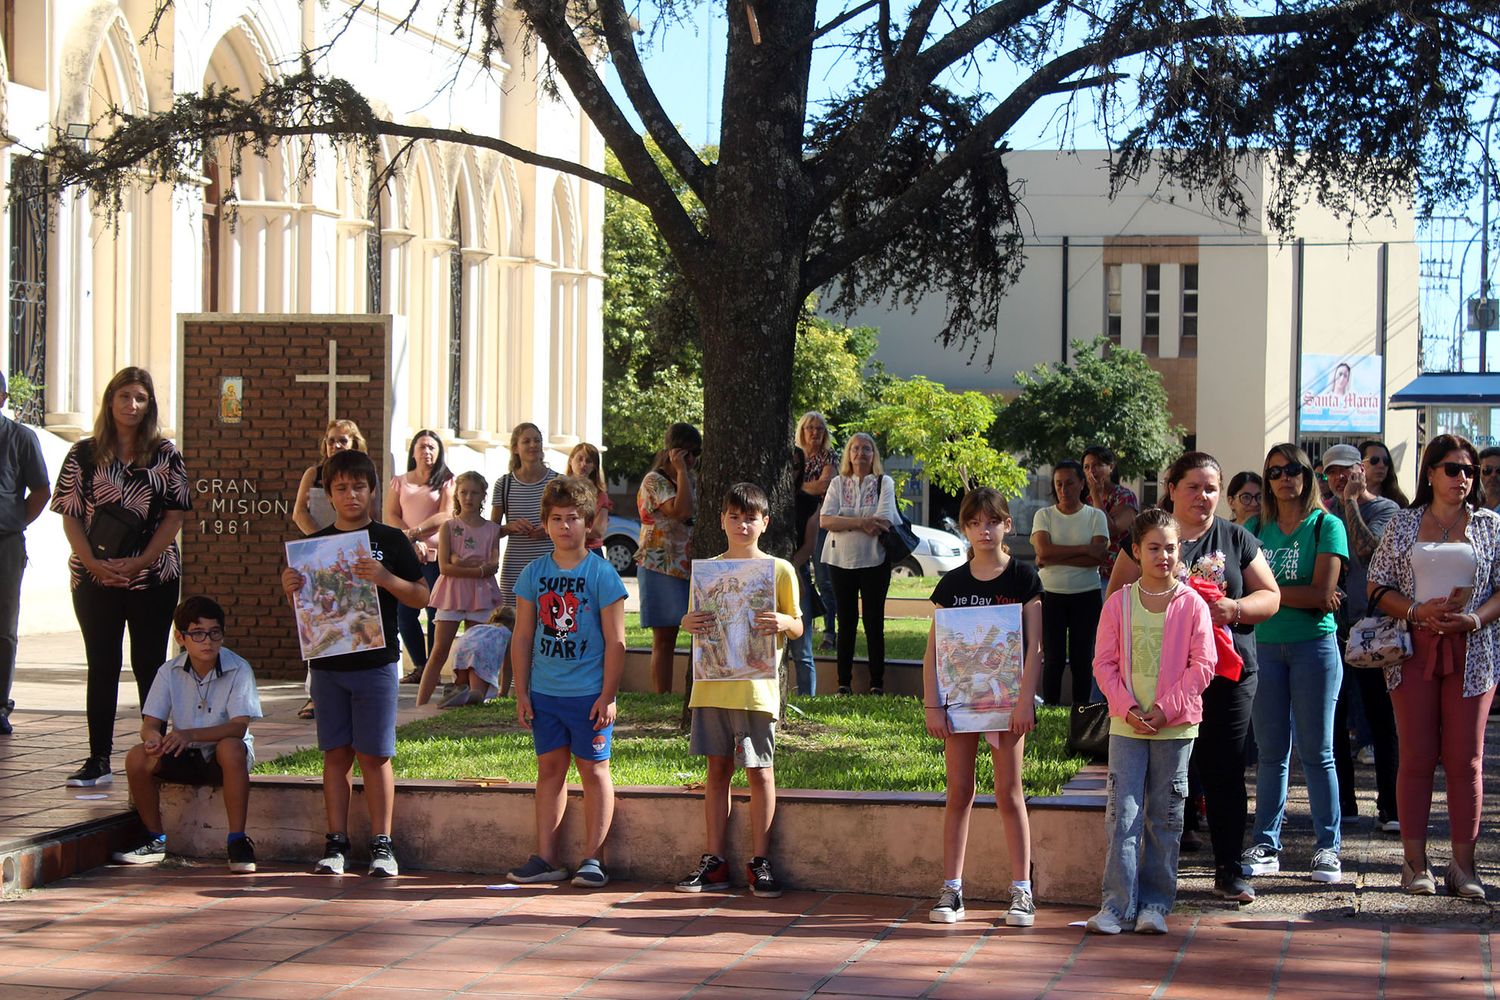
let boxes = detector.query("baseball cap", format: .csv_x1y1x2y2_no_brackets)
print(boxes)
1321,444,1362,469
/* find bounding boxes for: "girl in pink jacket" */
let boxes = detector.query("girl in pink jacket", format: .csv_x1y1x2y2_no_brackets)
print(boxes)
1087,508,1216,935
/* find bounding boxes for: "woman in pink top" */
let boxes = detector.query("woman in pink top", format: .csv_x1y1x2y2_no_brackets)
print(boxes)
385,429,455,682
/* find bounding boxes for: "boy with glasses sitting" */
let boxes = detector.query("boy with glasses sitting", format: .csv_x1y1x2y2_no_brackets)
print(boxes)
112,596,263,873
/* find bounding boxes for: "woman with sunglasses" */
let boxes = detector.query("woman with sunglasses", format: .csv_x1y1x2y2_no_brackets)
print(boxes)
1227,472,1263,527
1367,434,1500,898
1361,440,1411,508
636,422,701,693
1241,444,1349,886
1108,452,1280,902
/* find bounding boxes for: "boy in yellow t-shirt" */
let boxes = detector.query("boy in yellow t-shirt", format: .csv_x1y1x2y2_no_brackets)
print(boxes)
676,482,802,897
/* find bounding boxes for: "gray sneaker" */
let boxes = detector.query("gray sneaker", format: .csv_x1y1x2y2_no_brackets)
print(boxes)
1309,848,1342,883
1005,885,1035,927
315,834,350,875
1240,844,1280,876
1135,909,1168,935
368,836,399,878
113,837,166,865
929,886,964,923
1086,908,1122,935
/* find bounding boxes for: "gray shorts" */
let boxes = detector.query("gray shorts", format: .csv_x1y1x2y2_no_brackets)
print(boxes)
688,708,776,768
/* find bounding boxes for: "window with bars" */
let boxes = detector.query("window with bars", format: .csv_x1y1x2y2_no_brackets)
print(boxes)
1105,264,1122,345
1143,264,1161,357
8,155,47,424
1180,264,1199,358
447,206,463,434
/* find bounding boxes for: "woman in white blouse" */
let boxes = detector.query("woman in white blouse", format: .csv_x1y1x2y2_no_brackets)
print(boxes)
1368,433,1500,899
820,433,900,694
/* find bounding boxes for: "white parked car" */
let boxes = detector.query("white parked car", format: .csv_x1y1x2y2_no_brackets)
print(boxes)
894,524,967,579
603,514,642,575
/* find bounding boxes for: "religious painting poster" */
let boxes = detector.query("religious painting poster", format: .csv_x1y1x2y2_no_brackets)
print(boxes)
1299,353,1382,433
690,558,778,682
285,530,385,660
218,376,244,424
934,604,1024,733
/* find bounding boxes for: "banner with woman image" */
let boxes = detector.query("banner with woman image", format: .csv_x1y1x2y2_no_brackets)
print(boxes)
1299,353,1382,433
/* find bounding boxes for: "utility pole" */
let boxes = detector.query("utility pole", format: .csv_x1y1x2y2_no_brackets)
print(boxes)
1482,93,1498,372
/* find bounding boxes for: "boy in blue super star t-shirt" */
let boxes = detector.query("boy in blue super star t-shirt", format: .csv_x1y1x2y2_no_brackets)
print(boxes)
507,476,627,889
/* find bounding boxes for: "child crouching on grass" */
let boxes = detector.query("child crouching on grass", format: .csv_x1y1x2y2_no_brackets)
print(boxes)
1088,508,1215,935
441,605,516,707
923,488,1043,926
675,483,802,898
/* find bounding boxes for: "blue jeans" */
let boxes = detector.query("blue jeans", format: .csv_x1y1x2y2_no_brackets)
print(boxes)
1101,735,1193,920
1251,634,1343,853
815,529,836,636
785,563,817,695
397,562,441,668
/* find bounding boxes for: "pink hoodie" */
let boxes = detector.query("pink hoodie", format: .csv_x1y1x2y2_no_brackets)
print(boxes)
1093,583,1216,728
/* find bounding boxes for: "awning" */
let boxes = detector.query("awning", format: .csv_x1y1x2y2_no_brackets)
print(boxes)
1389,372,1500,409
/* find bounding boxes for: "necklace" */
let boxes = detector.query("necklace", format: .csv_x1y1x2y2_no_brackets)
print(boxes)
192,671,213,713
1430,506,1467,542
1137,580,1178,597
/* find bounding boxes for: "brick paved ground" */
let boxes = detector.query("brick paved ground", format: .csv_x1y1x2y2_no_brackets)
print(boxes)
0,864,1492,999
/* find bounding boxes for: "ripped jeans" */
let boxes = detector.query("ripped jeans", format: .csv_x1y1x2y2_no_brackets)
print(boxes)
1100,735,1193,921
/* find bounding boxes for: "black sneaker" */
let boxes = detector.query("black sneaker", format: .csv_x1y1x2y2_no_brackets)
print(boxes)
675,853,731,893
315,833,350,875
368,835,399,877
0,698,13,735
227,837,257,874
66,756,113,787
929,885,965,923
1214,865,1256,904
113,836,166,865
747,856,782,898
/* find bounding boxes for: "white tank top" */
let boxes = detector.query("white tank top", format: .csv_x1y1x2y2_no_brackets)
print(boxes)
1412,542,1478,602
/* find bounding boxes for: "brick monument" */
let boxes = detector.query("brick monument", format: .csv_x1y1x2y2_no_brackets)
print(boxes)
178,315,390,679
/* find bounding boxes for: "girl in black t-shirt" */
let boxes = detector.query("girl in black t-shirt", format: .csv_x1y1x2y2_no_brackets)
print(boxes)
923,488,1043,928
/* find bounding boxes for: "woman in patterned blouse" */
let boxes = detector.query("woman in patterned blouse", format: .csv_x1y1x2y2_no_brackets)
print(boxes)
1367,433,1500,899
635,422,700,693
51,367,192,788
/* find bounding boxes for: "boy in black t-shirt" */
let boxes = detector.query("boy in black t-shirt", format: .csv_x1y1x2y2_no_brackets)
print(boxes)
281,450,428,877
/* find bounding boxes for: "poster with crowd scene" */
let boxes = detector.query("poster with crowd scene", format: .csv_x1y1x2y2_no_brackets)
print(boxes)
934,604,1024,732
1299,353,1382,433
690,558,778,682
285,531,385,659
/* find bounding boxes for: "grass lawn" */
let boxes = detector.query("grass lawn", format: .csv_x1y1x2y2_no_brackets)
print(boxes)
886,575,943,600
626,613,931,661
258,693,1087,798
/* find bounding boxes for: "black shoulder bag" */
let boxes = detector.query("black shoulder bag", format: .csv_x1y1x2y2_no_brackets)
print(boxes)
82,442,153,561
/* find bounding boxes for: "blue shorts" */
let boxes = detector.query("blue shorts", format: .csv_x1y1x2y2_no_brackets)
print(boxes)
531,690,613,761
637,566,690,628
310,663,399,758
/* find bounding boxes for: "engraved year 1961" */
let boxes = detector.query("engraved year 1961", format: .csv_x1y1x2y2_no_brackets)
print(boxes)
199,519,250,535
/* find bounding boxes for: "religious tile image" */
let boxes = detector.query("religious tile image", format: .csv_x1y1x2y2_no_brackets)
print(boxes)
934,604,1024,733
285,531,385,660
218,376,244,424
690,558,778,682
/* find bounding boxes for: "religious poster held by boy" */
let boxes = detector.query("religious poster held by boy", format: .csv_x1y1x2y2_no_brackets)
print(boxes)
690,559,779,682
285,531,385,659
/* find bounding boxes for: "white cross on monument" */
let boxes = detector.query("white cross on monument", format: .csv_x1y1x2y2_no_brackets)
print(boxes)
296,340,371,422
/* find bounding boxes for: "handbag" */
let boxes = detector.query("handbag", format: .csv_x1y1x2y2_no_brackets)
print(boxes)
1066,701,1111,761
1343,586,1412,669
880,511,919,566
86,502,147,561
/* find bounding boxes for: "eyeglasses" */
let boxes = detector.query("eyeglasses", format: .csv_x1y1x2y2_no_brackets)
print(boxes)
1234,492,1262,504
1265,463,1305,482
327,436,352,446
184,628,225,643
1435,462,1478,480
1364,454,1389,466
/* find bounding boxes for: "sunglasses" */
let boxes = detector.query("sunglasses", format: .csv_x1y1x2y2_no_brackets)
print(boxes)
1434,462,1478,480
1265,463,1305,482
1364,454,1389,466
184,628,225,643
1484,467,1500,478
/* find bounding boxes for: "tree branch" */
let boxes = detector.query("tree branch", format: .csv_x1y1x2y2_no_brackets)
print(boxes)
516,0,707,261
812,1,882,42
594,0,713,202
804,0,1435,293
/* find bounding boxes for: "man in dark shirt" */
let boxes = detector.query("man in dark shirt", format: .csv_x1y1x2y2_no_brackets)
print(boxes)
0,372,52,734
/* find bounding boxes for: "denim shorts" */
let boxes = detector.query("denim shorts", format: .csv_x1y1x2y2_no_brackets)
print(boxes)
310,662,399,758
637,566,690,627
531,690,613,760
689,708,776,768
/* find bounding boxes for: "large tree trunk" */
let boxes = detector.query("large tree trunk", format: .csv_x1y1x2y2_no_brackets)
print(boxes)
688,0,817,560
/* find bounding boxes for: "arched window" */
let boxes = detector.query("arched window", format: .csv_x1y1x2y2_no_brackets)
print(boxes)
7,155,47,423
447,203,462,432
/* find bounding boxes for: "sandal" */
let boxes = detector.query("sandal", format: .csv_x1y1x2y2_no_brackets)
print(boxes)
297,700,316,720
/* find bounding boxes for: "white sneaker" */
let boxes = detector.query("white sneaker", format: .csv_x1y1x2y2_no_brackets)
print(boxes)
1240,844,1280,876
1135,909,1168,934
1086,909,1122,935
1309,848,1342,883
1005,885,1035,927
